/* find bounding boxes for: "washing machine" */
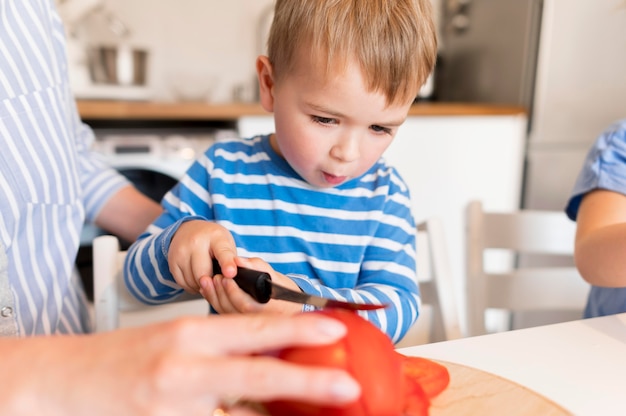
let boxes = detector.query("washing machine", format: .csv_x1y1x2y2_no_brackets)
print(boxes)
76,124,238,299
95,133,208,199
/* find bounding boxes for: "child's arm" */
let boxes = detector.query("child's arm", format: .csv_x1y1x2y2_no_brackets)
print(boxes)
122,154,236,303
575,189,626,287
290,258,419,344
292,204,419,344
200,252,419,344
124,214,241,304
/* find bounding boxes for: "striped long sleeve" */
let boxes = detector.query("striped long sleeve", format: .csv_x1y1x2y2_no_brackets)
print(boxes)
126,135,420,342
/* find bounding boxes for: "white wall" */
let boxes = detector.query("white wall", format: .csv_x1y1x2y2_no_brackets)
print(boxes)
72,0,274,102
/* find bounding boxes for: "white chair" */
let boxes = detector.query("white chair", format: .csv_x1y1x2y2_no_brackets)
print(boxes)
465,200,591,337
92,235,207,332
396,218,462,347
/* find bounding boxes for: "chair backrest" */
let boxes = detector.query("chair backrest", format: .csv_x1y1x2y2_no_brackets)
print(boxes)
92,235,205,332
465,200,590,337
396,218,463,347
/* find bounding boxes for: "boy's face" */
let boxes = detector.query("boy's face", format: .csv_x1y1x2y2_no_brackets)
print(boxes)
257,52,413,188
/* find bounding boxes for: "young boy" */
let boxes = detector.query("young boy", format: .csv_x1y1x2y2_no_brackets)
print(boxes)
125,0,437,343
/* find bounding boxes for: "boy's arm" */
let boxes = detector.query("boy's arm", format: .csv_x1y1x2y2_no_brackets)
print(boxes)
291,210,419,344
290,255,419,344
123,167,213,303
124,215,206,304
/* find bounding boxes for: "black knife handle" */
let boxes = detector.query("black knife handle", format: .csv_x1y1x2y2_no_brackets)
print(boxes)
212,259,272,303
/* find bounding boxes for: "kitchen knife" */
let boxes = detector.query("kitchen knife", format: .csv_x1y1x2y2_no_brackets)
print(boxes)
212,260,386,311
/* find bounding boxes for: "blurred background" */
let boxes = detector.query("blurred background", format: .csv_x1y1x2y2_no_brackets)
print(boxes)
59,0,626,333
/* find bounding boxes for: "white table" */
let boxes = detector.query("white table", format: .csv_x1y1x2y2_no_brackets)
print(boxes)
398,313,626,415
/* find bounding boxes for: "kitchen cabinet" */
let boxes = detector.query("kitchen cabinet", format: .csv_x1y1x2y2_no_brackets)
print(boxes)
386,114,527,320
76,100,525,120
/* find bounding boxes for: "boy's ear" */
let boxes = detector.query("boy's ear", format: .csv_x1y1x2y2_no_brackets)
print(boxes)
256,55,275,112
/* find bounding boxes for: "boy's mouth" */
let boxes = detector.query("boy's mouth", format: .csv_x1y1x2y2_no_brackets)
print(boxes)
323,171,347,185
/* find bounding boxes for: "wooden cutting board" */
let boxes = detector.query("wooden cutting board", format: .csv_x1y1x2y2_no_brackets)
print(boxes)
430,361,572,415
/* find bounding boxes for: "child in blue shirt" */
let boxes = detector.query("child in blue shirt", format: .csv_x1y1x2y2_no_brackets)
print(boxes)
125,0,437,343
566,118,626,318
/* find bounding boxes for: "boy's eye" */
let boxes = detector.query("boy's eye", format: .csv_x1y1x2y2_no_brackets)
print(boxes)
371,125,392,135
312,116,336,125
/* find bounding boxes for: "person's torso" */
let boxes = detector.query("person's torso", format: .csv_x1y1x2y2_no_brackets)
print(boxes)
0,0,89,335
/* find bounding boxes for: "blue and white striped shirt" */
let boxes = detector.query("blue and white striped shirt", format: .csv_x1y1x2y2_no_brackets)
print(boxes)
566,119,626,319
0,0,128,335
125,135,420,342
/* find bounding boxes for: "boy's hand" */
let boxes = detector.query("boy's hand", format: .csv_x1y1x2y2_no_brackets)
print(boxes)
168,220,238,293
200,257,303,315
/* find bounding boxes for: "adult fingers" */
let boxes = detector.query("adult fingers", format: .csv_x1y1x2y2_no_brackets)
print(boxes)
195,313,348,355
149,314,349,358
192,356,360,405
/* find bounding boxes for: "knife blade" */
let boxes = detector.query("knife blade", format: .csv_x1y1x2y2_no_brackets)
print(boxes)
212,260,387,311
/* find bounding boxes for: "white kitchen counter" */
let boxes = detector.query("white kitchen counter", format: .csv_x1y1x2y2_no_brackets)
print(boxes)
399,313,626,415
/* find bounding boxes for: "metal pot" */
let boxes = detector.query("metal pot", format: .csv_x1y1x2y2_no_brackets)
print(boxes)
86,45,148,86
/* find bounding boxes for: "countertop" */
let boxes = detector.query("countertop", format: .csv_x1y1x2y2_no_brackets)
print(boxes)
399,313,626,415
76,100,527,121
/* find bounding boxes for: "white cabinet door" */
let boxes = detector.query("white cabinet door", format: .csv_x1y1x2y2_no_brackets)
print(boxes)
237,116,276,139
384,115,527,328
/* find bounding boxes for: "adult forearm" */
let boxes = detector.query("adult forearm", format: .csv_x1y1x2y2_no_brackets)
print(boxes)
0,336,74,415
0,315,360,415
95,185,162,242
575,225,626,287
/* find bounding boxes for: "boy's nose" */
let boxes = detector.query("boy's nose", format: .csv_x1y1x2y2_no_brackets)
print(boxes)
330,134,360,162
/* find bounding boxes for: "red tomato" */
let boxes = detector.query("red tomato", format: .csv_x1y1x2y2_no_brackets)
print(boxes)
397,353,450,399
264,309,405,416
402,374,430,416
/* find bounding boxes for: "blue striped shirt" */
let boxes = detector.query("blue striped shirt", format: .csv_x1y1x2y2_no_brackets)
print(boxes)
0,0,128,335
125,135,420,342
566,119,626,319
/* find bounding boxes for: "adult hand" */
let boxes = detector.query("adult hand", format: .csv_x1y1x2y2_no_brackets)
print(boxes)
3,314,360,415
200,256,303,315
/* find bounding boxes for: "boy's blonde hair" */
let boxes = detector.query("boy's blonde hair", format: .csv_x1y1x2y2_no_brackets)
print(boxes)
267,0,437,106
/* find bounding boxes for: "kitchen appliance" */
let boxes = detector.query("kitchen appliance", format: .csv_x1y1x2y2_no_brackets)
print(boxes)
58,0,152,100
212,260,387,311
524,0,626,211
437,0,626,329
87,45,148,86
437,0,542,108
438,0,626,211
